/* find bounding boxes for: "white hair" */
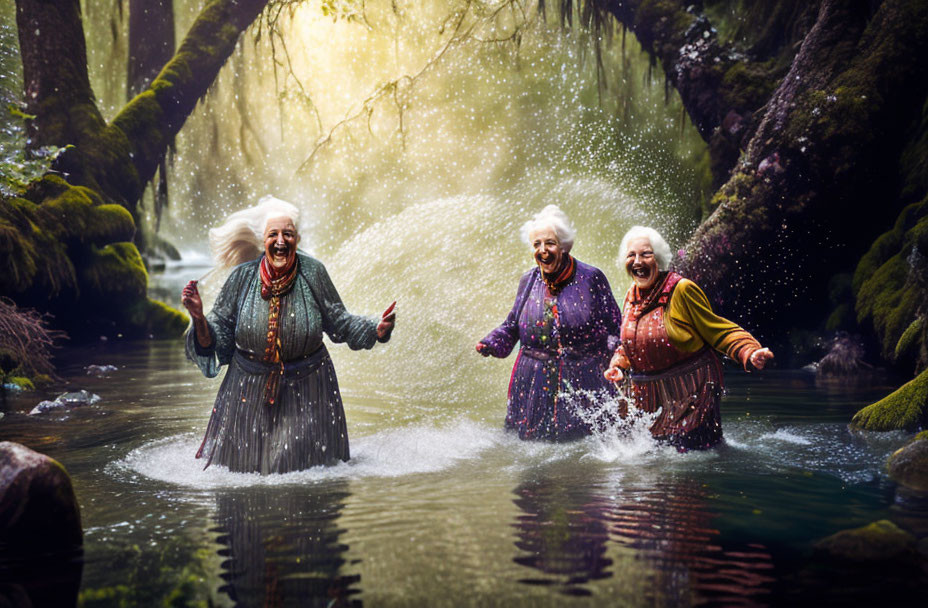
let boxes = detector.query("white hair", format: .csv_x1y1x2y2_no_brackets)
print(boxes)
618,226,672,273
208,195,302,270
519,204,576,253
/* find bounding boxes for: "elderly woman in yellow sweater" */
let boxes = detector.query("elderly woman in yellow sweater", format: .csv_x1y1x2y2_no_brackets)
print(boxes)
604,226,774,449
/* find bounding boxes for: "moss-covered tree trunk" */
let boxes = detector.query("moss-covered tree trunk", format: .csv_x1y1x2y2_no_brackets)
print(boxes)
4,0,269,338
597,0,928,428
14,0,268,213
601,0,928,344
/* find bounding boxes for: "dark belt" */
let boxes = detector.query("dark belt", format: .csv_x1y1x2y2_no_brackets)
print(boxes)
233,345,328,378
520,346,596,362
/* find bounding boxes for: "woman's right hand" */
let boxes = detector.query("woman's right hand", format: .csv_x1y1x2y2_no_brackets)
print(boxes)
604,347,628,382
604,365,624,383
181,280,204,319
476,342,491,357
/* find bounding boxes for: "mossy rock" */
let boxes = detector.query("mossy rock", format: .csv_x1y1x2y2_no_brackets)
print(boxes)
851,368,928,431
887,433,928,493
853,196,928,363
895,318,925,363
1,176,187,339
80,242,148,301
0,442,83,552
124,298,189,339
0,195,76,297
813,519,916,563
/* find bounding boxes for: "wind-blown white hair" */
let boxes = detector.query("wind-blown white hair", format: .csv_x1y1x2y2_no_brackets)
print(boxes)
519,204,576,253
208,195,302,270
618,226,672,273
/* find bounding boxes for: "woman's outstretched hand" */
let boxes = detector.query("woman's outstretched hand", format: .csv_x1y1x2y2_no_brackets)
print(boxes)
476,342,491,357
750,347,774,370
181,280,204,319
377,301,396,341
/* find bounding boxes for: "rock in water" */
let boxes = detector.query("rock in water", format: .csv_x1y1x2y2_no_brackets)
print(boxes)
815,333,881,386
888,433,928,493
29,389,101,415
0,442,83,606
0,442,83,550
813,520,916,563
84,364,118,377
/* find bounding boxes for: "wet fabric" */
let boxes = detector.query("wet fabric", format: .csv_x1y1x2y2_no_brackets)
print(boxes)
621,272,758,450
186,253,378,474
480,260,621,440
629,349,724,450
629,273,761,369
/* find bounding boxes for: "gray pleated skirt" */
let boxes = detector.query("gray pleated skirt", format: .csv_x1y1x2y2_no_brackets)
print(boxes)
195,346,350,474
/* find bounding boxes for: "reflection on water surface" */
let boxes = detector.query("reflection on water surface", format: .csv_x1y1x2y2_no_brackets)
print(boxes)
0,339,920,606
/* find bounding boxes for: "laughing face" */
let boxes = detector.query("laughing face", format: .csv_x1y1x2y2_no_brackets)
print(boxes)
625,236,659,291
529,226,564,274
264,216,299,269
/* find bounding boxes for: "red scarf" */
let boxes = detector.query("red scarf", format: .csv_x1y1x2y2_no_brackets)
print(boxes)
259,254,298,406
259,254,298,300
541,255,576,296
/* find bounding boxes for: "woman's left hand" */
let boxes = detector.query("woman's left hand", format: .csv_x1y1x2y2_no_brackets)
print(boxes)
750,347,774,370
377,301,396,341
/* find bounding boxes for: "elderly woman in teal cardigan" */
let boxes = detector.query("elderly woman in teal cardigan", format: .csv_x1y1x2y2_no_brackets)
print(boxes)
182,196,396,474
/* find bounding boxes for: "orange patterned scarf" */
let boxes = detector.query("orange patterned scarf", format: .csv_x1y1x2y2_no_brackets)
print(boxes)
259,255,298,406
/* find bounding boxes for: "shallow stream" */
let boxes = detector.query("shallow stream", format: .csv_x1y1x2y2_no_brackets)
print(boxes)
1,305,922,606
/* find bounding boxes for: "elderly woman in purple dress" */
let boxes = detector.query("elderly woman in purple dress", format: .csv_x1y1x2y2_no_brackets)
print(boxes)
476,205,622,440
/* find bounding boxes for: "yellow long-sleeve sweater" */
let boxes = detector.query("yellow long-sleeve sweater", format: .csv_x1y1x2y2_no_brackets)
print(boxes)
661,279,761,370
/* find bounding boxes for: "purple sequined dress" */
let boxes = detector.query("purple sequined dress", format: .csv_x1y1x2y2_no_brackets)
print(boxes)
480,260,622,440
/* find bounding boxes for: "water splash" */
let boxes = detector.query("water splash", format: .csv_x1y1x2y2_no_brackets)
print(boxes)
559,386,670,463
119,419,501,488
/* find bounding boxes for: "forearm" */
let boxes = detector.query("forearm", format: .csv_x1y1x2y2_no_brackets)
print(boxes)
192,315,213,348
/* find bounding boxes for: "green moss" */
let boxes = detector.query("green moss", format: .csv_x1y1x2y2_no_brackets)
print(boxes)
124,298,189,338
721,60,779,111
87,204,136,245
0,193,76,296
895,318,925,362
78,584,132,608
23,174,72,203
813,519,916,563
6,376,35,390
32,373,52,387
853,197,928,363
855,253,919,360
851,368,928,431
81,242,148,301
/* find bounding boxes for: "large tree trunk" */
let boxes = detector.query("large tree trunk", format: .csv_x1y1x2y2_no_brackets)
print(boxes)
600,0,819,187
601,0,928,344
14,0,268,213
15,0,112,194
3,0,269,339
